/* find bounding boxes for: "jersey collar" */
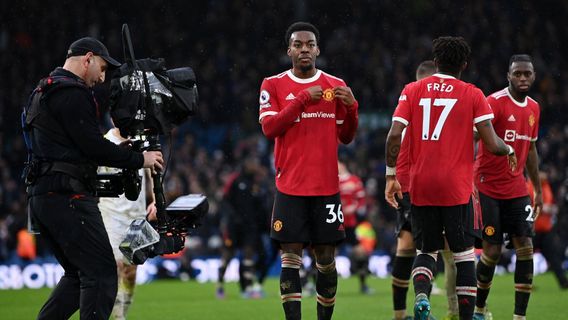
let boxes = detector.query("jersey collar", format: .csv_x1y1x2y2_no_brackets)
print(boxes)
432,73,456,79
505,87,528,107
286,69,322,84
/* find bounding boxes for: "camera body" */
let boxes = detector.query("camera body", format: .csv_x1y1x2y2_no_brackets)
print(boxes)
95,169,141,200
110,58,198,138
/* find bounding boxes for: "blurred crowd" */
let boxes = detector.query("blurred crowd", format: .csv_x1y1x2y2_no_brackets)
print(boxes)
2,1,568,269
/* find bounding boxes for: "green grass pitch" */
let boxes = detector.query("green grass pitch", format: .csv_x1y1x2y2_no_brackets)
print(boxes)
0,272,566,319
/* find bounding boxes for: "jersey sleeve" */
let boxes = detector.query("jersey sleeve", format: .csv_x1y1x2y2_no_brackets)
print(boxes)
531,102,540,141
258,77,311,139
336,79,359,144
392,85,411,126
473,88,494,124
258,78,279,123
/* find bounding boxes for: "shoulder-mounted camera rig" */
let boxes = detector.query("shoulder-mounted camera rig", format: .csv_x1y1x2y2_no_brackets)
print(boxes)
102,24,207,264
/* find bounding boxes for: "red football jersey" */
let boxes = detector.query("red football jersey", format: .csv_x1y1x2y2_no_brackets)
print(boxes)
259,69,358,196
396,128,411,193
474,88,540,199
392,73,494,206
339,173,366,228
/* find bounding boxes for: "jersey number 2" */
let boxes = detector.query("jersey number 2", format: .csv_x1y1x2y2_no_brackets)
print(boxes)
419,98,457,140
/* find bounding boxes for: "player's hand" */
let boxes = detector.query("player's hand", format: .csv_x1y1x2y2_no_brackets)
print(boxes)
333,86,356,107
143,151,164,173
385,176,402,209
146,201,157,221
305,85,323,102
533,191,543,221
507,153,517,172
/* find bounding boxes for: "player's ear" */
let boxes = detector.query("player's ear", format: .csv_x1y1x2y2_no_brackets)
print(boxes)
287,47,291,57
316,47,320,56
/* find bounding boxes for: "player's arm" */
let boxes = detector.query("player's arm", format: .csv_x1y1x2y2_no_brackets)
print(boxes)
473,127,480,142
145,169,157,220
384,120,405,208
260,85,322,139
475,119,517,171
334,86,359,144
526,141,542,217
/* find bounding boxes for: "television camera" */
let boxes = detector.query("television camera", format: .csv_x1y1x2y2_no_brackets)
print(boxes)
99,24,206,265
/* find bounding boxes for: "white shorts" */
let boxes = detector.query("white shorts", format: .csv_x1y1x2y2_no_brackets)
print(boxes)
100,197,146,263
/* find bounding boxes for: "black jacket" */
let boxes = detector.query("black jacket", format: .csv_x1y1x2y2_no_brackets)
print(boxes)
29,68,143,194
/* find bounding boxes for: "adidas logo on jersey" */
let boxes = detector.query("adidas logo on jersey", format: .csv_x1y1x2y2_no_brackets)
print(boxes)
285,93,295,100
508,115,516,122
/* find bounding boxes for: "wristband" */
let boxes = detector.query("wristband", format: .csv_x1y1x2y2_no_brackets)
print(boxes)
386,166,396,176
507,145,515,155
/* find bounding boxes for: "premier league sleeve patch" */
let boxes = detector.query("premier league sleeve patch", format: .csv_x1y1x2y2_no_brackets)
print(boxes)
259,90,270,104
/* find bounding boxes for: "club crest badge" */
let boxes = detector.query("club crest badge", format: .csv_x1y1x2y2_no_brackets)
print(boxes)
273,220,283,232
323,88,335,101
529,114,535,127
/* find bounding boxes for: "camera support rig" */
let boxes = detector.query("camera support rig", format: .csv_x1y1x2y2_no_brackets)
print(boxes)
114,24,206,265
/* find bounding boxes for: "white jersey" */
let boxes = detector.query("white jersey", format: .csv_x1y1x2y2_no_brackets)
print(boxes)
99,128,147,261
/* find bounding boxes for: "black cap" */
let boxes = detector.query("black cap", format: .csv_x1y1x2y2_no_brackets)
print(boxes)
66,37,121,68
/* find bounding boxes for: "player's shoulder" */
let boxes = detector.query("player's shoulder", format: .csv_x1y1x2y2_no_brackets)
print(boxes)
264,70,289,82
488,88,509,101
457,80,483,94
400,78,423,93
527,95,540,109
320,70,346,85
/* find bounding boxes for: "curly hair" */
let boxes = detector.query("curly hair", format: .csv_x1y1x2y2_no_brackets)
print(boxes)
432,36,471,73
285,22,320,46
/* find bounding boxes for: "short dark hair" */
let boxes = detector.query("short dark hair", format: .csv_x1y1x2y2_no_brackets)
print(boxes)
285,22,320,46
509,54,533,68
416,60,436,79
432,36,471,73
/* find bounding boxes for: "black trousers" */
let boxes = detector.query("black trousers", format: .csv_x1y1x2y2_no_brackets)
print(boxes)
534,230,568,286
31,193,117,320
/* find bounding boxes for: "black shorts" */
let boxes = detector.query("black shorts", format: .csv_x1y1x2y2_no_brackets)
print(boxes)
478,192,534,244
344,227,358,246
411,198,481,253
395,192,412,237
271,190,346,246
224,220,261,248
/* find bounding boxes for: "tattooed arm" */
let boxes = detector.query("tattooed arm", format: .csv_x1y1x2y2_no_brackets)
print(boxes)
384,121,405,208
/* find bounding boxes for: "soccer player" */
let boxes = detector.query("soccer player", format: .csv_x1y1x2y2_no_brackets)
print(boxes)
259,21,358,320
473,54,542,320
99,128,156,320
338,159,372,294
391,60,459,320
216,156,268,299
527,171,568,289
385,36,516,320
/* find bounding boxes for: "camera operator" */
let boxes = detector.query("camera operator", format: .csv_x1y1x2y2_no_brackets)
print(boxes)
24,37,163,320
